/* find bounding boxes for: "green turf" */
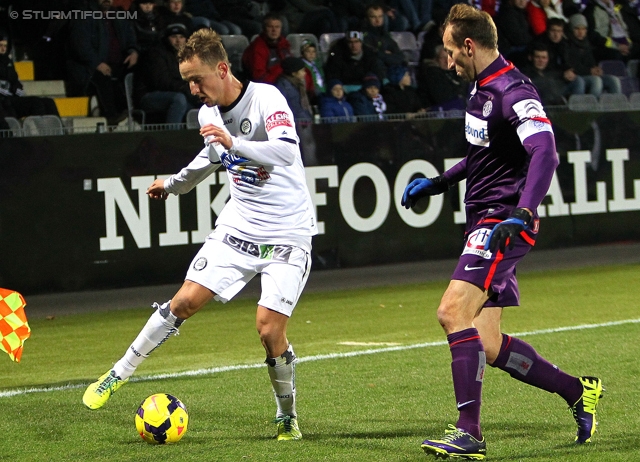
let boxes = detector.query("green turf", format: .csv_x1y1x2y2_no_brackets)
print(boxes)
0,264,638,461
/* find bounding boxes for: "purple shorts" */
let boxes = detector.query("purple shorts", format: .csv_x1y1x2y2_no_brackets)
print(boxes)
451,220,536,307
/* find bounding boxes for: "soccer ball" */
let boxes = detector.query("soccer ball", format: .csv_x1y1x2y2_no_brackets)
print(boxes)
135,393,189,444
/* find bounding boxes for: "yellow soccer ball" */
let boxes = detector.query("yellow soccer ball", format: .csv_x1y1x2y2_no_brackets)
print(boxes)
135,393,189,444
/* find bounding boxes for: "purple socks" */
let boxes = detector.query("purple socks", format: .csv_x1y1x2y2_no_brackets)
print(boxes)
448,328,485,440
491,334,582,405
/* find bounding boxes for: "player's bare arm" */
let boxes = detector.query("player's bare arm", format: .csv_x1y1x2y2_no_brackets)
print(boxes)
146,179,169,201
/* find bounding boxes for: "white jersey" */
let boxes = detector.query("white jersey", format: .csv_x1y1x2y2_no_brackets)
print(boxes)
164,81,317,251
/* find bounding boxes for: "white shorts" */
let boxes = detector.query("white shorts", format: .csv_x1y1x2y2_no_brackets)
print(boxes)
185,233,311,317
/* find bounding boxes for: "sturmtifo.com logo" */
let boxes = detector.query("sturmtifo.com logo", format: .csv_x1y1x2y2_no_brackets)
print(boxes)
10,10,137,20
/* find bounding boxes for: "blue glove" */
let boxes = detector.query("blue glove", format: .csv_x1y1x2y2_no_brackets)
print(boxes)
485,208,533,253
401,176,448,209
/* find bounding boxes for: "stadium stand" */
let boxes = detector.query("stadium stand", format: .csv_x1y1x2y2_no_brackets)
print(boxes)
287,33,319,58
221,34,250,74
22,115,63,136
318,32,344,62
186,108,199,129
390,31,420,65
599,59,640,96
630,92,640,110
124,72,146,128
599,93,630,111
4,116,21,137
62,116,108,134
568,94,599,111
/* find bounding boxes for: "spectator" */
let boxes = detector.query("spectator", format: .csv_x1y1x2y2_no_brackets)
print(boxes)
348,72,387,119
388,0,433,32
319,78,355,121
362,3,406,75
0,37,59,118
532,18,586,98
242,13,292,84
381,64,425,114
469,0,501,17
134,23,200,126
216,0,264,39
325,31,385,91
275,56,316,165
66,0,138,124
183,0,242,35
526,0,567,36
522,42,569,106
416,44,466,110
495,0,533,67
300,40,325,104
619,0,640,61
584,0,631,61
565,13,622,96
269,0,340,36
157,0,195,33
275,57,313,122
132,0,164,53
332,0,368,32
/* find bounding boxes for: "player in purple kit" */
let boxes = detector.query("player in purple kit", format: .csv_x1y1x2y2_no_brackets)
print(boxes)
401,4,603,460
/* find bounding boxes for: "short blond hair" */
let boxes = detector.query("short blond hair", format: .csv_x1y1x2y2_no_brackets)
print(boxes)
444,3,497,50
178,28,229,68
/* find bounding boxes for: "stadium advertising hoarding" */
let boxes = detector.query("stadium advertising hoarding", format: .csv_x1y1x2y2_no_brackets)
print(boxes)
1,111,639,294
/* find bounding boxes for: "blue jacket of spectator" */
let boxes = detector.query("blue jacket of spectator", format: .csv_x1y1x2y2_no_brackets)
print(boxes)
275,75,313,122
319,93,355,122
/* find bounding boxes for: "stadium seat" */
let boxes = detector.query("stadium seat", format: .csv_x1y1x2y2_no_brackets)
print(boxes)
390,31,419,65
319,32,344,62
627,59,639,78
286,33,319,58
4,117,22,137
124,72,145,128
62,116,108,134
600,59,639,96
599,59,627,77
599,93,630,111
14,60,34,81
567,94,599,111
22,115,64,136
186,108,199,129
54,97,90,117
21,80,66,97
629,92,640,109
221,35,250,73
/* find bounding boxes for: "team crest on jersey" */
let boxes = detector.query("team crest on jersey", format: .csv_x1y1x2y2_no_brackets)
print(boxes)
240,118,252,134
265,111,292,132
193,257,207,271
482,101,493,117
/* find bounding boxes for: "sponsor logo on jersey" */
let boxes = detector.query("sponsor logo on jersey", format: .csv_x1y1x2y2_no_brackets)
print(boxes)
220,151,249,169
265,111,293,132
194,257,207,270
223,234,292,262
462,228,492,259
240,118,252,134
465,113,490,147
482,100,493,117
223,118,233,125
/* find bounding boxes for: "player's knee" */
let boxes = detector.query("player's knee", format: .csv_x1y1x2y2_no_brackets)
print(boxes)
436,301,459,331
170,296,199,319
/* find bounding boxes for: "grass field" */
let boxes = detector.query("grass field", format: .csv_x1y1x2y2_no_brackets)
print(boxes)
1,264,639,461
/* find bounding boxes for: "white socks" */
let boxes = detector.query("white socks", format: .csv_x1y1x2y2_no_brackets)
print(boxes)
112,301,183,380
266,344,297,418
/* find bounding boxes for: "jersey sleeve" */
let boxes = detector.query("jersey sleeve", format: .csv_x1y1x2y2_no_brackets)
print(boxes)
503,82,559,211
228,84,300,166
164,146,221,195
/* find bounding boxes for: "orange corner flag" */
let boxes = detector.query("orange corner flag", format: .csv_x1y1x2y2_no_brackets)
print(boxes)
0,288,30,362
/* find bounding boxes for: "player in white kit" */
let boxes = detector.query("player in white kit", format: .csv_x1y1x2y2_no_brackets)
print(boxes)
83,28,318,441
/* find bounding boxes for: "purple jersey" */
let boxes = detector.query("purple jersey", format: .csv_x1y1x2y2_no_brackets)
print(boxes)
443,55,559,232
